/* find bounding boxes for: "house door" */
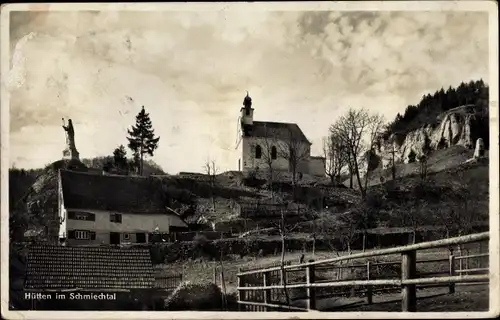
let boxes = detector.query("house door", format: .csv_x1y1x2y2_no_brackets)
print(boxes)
110,232,120,245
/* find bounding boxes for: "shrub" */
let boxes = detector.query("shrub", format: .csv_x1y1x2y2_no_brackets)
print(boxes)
408,149,417,163
164,283,223,310
437,137,447,150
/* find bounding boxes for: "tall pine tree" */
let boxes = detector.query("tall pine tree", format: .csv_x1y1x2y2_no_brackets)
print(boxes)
127,106,160,175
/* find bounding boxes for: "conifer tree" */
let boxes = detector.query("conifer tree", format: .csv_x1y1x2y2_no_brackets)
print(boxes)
127,106,160,175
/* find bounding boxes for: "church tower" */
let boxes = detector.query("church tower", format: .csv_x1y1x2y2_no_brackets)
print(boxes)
240,91,254,136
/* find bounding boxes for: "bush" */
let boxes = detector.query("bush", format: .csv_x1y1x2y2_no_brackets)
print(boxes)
408,149,417,163
437,137,447,150
164,283,223,310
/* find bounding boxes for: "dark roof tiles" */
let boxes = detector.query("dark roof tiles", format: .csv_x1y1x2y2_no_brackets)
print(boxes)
60,170,167,214
247,121,311,144
24,245,155,290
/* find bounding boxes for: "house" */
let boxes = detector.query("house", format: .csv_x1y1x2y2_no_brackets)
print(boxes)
57,169,189,245
22,245,159,310
235,93,325,177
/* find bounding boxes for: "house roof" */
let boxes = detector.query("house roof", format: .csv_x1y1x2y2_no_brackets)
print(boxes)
59,169,169,214
247,121,311,144
24,245,155,290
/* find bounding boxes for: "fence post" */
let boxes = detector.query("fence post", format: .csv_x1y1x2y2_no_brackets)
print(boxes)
465,248,470,274
263,271,271,311
401,250,417,312
479,242,483,268
213,266,217,285
237,268,243,311
306,259,316,310
366,261,373,304
449,250,456,294
458,244,463,274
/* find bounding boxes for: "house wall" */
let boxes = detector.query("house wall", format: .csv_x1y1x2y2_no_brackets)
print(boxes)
58,174,67,240
309,157,326,177
61,209,188,245
241,136,311,174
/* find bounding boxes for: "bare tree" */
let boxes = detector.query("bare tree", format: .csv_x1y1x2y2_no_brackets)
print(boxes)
204,159,218,211
322,133,347,185
269,195,300,309
331,108,370,198
418,133,432,183
363,114,385,192
217,233,228,310
346,152,354,188
401,200,427,244
248,125,281,197
313,211,358,256
276,126,310,187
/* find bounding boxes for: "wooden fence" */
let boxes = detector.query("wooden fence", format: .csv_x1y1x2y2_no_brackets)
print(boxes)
154,273,183,289
236,232,489,312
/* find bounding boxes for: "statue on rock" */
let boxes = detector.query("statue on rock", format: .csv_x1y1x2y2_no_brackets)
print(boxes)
62,118,80,161
243,91,252,108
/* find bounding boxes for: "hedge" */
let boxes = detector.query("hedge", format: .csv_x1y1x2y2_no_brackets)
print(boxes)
148,228,457,264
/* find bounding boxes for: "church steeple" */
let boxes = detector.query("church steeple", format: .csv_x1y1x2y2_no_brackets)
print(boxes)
240,91,254,136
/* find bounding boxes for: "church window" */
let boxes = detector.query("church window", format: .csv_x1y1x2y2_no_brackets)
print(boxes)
245,108,250,116
271,146,277,160
255,145,262,159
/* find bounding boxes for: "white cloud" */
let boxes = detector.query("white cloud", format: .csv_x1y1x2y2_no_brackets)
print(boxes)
8,10,489,173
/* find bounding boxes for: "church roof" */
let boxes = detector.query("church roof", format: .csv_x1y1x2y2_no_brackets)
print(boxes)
59,169,172,214
24,245,155,290
248,121,311,144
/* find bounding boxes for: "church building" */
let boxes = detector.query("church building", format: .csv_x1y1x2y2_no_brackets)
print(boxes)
235,93,325,177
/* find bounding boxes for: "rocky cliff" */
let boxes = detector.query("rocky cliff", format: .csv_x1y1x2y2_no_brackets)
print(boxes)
378,104,489,167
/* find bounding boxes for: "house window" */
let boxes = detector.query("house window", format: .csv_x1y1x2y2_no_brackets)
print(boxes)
271,146,277,160
73,230,90,240
110,213,122,223
68,212,95,221
136,233,146,243
255,145,262,159
123,233,130,241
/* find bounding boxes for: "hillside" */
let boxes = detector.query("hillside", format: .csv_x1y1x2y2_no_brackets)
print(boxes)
377,80,489,168
8,157,168,242
383,79,488,142
363,145,487,188
9,80,490,245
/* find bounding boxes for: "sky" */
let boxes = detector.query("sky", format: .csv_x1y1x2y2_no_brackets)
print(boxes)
6,6,490,174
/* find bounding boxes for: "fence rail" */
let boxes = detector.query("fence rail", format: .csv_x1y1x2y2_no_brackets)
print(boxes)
236,232,489,312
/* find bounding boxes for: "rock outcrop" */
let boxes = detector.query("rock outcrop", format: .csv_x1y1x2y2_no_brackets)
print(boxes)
24,159,88,243
378,104,489,167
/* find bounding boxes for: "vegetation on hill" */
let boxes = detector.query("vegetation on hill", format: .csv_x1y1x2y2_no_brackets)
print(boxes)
81,156,166,176
9,80,490,257
8,157,166,243
382,79,489,141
